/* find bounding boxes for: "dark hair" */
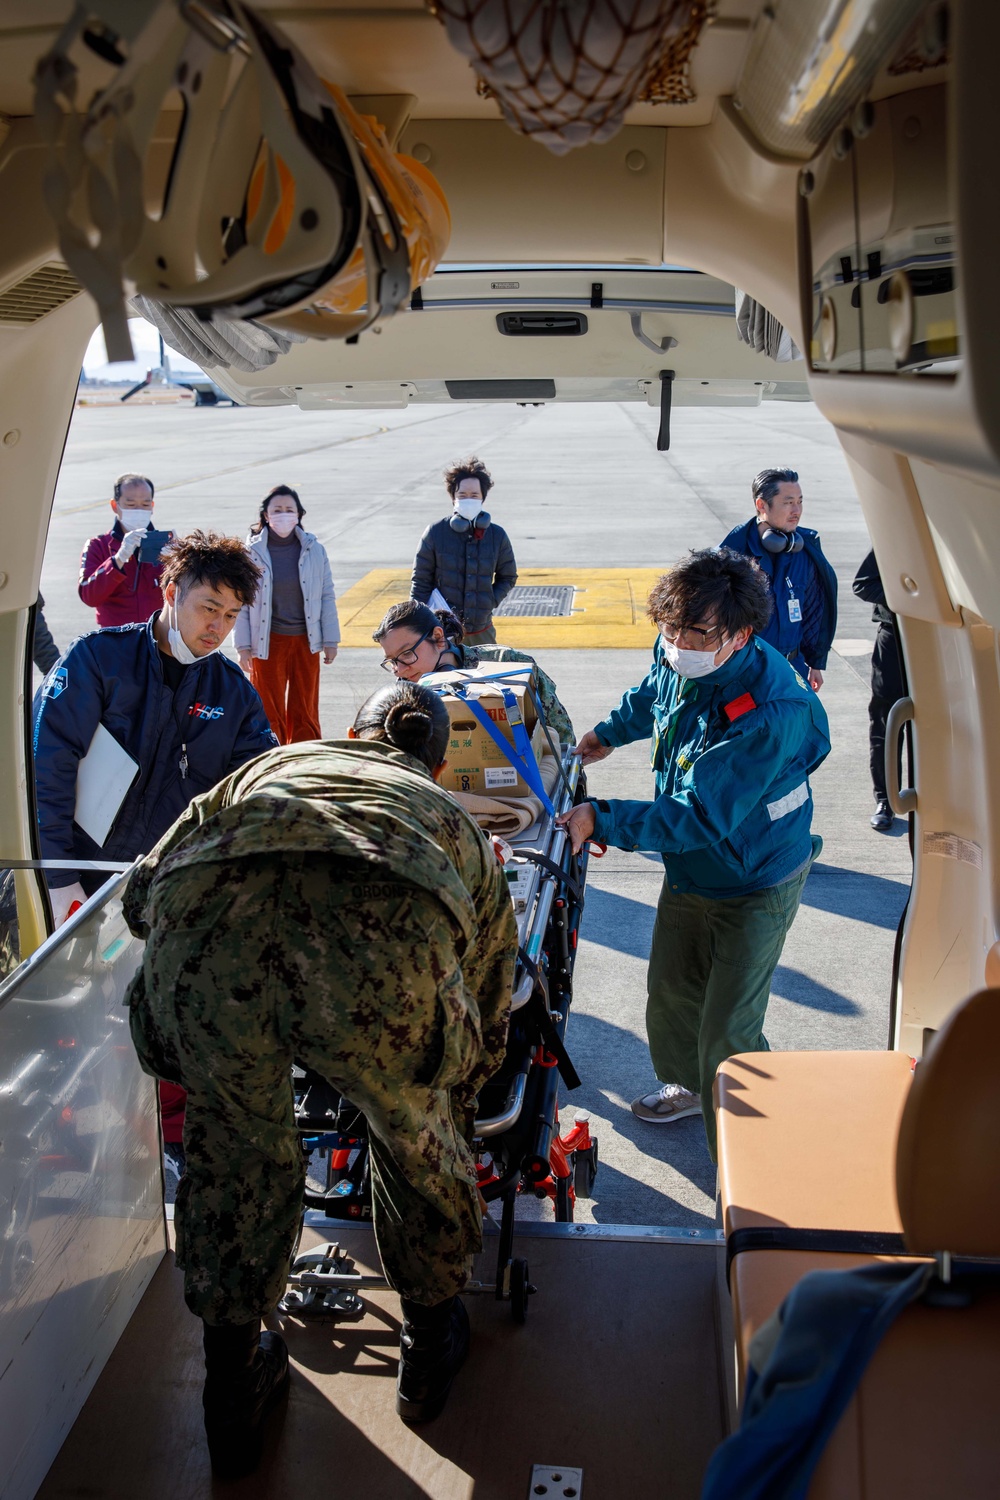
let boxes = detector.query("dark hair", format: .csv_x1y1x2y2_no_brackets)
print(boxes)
113,472,154,500
250,484,305,535
751,468,799,507
160,530,261,607
646,549,773,638
353,682,450,771
372,598,464,645
443,455,492,500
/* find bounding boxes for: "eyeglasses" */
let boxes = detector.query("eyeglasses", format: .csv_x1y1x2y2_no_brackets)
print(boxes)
659,621,723,649
379,627,433,672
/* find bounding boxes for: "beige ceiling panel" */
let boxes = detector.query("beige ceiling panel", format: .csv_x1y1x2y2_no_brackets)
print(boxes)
663,103,801,341
397,122,666,264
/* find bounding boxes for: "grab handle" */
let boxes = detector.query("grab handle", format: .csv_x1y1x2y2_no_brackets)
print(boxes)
886,696,916,815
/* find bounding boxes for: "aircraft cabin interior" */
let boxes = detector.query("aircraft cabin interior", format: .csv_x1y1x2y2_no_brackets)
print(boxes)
1,2,998,1497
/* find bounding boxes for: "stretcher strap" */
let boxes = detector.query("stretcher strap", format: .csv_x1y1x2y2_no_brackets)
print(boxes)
455,686,555,815
524,679,576,803
515,848,585,906
518,955,581,1090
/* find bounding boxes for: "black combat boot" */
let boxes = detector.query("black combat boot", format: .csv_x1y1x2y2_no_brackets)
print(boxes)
396,1295,470,1423
202,1320,290,1479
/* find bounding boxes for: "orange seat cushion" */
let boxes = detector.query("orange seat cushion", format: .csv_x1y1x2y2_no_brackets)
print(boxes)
715,1050,913,1240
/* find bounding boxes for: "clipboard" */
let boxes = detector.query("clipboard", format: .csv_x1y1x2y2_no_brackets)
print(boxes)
74,723,140,846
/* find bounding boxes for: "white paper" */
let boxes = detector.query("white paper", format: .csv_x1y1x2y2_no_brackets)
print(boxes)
74,723,140,846
428,588,455,615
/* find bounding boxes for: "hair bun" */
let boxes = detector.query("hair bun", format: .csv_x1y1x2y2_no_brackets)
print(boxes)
385,701,432,747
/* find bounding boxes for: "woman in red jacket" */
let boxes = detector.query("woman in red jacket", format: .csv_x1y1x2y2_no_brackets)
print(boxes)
78,472,170,626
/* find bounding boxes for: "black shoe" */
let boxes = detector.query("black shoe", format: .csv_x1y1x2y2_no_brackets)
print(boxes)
871,799,894,832
396,1295,470,1424
202,1321,290,1479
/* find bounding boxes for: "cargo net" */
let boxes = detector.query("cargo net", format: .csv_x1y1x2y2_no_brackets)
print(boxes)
429,0,712,154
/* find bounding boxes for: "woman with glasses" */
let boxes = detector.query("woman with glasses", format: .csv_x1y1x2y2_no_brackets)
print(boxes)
235,484,340,742
373,598,575,747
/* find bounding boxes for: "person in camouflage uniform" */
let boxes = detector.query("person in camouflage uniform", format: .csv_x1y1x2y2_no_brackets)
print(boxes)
374,598,575,747
122,681,517,1475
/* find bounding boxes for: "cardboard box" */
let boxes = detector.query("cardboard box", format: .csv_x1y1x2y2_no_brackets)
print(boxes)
424,665,546,798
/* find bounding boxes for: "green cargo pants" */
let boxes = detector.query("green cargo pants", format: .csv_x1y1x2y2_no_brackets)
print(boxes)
128,852,499,1324
645,840,820,1160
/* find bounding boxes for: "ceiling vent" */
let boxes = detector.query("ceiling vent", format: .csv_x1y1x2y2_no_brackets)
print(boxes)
0,263,83,326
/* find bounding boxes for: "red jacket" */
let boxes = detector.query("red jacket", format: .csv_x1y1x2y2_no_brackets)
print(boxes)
78,522,166,626
159,1083,186,1145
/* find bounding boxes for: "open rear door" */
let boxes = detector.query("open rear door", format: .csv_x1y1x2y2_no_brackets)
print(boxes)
208,265,808,418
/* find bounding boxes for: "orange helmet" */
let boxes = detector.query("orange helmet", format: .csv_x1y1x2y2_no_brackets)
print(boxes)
34,0,450,360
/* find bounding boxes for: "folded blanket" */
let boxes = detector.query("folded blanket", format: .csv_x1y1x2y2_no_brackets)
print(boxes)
450,754,561,836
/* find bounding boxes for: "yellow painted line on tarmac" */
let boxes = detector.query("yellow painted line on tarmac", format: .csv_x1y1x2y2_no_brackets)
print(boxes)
336,568,665,649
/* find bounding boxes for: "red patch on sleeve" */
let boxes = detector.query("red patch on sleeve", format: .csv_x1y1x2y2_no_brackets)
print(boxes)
723,692,757,722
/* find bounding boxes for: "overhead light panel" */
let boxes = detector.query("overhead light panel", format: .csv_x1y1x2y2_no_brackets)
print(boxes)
733,0,936,160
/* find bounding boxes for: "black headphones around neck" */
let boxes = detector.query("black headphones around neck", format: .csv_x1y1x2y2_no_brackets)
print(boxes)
449,509,491,534
758,523,804,554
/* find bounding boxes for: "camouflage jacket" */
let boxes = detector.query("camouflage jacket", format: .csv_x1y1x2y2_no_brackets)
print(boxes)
123,739,517,970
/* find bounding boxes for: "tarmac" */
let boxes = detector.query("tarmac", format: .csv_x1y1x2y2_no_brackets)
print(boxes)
39,396,911,1228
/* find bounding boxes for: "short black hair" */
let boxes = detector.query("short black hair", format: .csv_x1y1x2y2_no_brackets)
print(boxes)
647,549,773,638
160,530,260,607
113,472,154,500
353,682,450,772
751,468,799,506
443,455,492,500
373,598,463,645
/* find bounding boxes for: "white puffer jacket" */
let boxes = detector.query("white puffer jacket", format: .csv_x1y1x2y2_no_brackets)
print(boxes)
235,527,340,659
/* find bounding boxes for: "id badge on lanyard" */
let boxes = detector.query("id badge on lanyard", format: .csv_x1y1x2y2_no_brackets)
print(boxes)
786,578,802,624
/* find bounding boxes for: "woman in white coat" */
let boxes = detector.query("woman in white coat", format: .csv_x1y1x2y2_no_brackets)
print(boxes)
236,485,340,742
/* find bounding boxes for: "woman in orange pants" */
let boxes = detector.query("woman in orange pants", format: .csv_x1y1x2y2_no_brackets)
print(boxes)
235,485,340,741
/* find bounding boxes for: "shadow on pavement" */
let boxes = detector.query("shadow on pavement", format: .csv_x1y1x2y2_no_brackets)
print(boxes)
578,884,656,961
771,964,863,1016
802,861,909,930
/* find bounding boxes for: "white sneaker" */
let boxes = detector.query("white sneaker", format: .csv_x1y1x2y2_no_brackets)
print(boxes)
631,1083,701,1123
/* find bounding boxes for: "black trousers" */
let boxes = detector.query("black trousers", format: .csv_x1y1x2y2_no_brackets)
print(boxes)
869,623,905,803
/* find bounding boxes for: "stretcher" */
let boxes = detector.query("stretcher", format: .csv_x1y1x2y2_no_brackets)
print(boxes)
283,675,596,1323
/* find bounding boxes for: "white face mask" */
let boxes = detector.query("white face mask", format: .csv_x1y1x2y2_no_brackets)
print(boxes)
662,637,731,680
167,598,218,667
119,508,151,532
268,512,298,536
454,496,482,521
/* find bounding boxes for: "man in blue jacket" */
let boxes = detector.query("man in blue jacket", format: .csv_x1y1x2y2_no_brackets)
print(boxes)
558,549,831,1159
721,468,838,692
35,531,277,925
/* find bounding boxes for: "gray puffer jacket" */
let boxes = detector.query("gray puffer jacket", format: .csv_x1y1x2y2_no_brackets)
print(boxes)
411,517,517,635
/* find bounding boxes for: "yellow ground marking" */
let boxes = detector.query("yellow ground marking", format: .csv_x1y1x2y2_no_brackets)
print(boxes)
336,568,666,649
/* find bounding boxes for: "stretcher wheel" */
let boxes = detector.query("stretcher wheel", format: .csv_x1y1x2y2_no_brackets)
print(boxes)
554,1173,574,1222
510,1258,530,1323
573,1140,598,1199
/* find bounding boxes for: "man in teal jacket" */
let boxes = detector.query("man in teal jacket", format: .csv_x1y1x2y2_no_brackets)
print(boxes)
559,549,831,1158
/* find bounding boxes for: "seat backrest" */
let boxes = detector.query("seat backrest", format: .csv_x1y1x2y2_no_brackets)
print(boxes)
896,987,1000,1257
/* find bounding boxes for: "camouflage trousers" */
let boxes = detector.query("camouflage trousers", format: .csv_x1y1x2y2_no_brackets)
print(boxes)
127,852,490,1324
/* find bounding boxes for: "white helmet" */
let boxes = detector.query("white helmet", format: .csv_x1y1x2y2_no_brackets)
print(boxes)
34,0,450,360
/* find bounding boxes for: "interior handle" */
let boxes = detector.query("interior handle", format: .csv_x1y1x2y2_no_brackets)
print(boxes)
885,695,916,815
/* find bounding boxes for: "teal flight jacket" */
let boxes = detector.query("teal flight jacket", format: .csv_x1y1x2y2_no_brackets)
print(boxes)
591,635,831,898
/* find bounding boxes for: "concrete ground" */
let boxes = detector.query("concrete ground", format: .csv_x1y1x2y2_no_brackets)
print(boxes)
39,397,911,1229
